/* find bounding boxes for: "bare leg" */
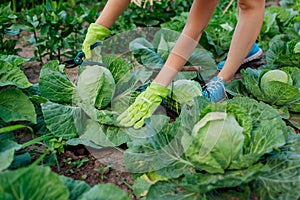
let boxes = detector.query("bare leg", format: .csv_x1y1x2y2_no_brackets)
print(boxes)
165,0,219,71
218,0,265,82
155,0,219,87
95,0,131,28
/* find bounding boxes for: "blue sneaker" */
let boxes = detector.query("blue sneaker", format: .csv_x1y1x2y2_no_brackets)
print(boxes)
217,43,262,70
202,77,227,102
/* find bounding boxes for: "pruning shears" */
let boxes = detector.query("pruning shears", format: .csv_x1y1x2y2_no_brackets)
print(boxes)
64,42,105,68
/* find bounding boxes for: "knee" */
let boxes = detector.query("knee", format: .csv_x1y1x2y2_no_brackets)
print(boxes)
238,0,265,13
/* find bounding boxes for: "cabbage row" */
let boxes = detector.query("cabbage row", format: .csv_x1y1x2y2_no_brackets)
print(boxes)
36,28,299,199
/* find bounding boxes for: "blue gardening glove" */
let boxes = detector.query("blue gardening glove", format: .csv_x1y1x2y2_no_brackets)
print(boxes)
82,23,110,59
117,81,170,129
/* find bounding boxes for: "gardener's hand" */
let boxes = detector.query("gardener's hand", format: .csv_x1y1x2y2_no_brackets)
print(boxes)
117,81,170,129
82,23,110,59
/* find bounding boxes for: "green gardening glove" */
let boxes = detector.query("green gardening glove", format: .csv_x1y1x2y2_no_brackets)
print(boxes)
117,81,170,129
82,23,111,59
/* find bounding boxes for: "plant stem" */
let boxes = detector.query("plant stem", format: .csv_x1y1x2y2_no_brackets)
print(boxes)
33,30,43,65
58,45,61,61
122,179,134,190
223,0,235,14
30,152,47,166
74,26,78,56
22,135,53,149
0,124,33,134
12,0,17,12
0,32,4,52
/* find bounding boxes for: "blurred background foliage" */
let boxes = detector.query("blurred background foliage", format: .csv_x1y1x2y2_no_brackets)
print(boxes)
0,0,194,62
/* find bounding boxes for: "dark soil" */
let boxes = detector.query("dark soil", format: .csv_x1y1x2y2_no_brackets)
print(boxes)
50,145,136,199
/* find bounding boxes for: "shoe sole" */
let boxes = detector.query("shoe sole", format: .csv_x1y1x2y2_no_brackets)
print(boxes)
217,48,263,71
241,48,263,64
218,97,227,103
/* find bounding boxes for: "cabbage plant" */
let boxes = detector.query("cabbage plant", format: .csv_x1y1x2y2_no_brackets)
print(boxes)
0,165,130,200
227,67,300,112
185,108,246,174
130,97,300,200
184,100,286,174
129,29,217,81
38,57,132,146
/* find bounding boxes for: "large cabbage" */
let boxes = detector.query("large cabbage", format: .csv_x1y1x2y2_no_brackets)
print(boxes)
76,65,115,110
38,60,125,145
186,111,244,174
184,100,286,174
125,97,297,200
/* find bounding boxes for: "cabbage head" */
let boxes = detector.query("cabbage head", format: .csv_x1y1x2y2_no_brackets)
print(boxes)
169,80,202,106
184,99,286,174
185,103,251,174
76,65,115,110
260,69,292,88
241,67,300,110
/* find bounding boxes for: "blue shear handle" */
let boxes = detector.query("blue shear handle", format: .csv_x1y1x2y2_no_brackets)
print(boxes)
90,41,103,50
73,42,103,65
74,52,84,65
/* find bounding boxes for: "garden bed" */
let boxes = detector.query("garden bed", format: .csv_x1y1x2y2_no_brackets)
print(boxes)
1,0,299,199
